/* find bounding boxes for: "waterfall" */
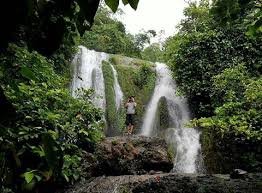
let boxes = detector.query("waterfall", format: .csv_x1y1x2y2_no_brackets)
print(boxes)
141,62,203,173
70,46,109,110
110,64,124,111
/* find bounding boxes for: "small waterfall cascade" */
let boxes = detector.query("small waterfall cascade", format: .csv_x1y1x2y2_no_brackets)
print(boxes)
110,64,124,111
141,62,203,173
70,46,109,110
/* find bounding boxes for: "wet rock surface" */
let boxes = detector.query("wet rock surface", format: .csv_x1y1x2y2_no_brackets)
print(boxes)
66,173,262,193
65,136,262,193
81,135,173,178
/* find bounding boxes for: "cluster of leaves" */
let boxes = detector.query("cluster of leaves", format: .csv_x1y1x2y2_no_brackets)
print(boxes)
166,26,261,117
0,0,140,56
134,62,156,89
192,65,262,141
164,0,262,172
141,43,164,63
178,0,212,33
192,65,262,172
247,1,262,37
0,45,103,192
105,0,139,13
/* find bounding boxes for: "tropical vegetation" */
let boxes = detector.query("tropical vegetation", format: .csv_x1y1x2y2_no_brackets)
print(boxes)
164,0,262,172
0,0,140,192
0,0,262,192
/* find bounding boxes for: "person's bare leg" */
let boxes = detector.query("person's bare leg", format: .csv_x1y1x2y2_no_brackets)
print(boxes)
128,124,131,135
130,125,134,134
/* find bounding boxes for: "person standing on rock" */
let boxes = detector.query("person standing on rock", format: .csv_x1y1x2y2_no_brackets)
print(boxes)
125,96,137,135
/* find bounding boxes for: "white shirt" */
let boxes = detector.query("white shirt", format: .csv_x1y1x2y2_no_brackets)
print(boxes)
126,102,136,114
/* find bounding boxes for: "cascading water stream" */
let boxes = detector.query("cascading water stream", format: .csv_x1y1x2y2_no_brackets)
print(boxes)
70,46,109,110
141,62,203,173
110,64,124,111
70,45,124,134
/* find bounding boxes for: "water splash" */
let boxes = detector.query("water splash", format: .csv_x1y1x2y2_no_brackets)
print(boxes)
141,62,203,173
141,62,180,136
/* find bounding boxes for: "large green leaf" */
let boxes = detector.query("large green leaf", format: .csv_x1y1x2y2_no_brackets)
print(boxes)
246,17,262,38
105,0,119,13
76,0,100,27
128,0,139,10
20,66,37,81
24,171,34,183
122,0,128,5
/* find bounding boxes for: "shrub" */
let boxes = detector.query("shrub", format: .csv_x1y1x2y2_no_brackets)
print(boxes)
0,44,103,192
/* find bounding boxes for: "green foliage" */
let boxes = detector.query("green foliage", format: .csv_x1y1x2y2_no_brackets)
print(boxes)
165,27,261,117
179,0,212,33
134,33,151,51
134,62,155,89
246,3,262,38
105,0,120,13
211,0,255,26
81,6,158,58
62,154,82,182
0,44,103,192
193,65,262,141
211,0,241,25
164,0,262,172
1,44,56,84
105,0,139,13
81,6,141,58
141,43,164,63
167,143,176,162
158,97,169,133
102,61,125,135
0,0,140,56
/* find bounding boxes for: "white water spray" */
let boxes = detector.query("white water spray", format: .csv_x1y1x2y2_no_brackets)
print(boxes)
141,62,203,173
70,46,109,110
110,64,124,111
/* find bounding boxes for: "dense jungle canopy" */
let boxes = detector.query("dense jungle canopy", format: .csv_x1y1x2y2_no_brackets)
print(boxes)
0,0,261,193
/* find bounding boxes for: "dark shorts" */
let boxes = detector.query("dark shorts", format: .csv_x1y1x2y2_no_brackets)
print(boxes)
126,114,135,126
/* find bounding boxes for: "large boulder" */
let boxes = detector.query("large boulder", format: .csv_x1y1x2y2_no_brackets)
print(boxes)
66,173,262,193
81,136,173,179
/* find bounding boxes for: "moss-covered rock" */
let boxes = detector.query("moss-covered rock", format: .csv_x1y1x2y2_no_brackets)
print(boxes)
110,56,156,133
200,127,225,173
153,96,170,137
102,61,125,136
200,126,262,174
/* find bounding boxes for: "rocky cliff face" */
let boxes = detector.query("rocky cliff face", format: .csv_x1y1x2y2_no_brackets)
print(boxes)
65,136,262,193
80,136,173,179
